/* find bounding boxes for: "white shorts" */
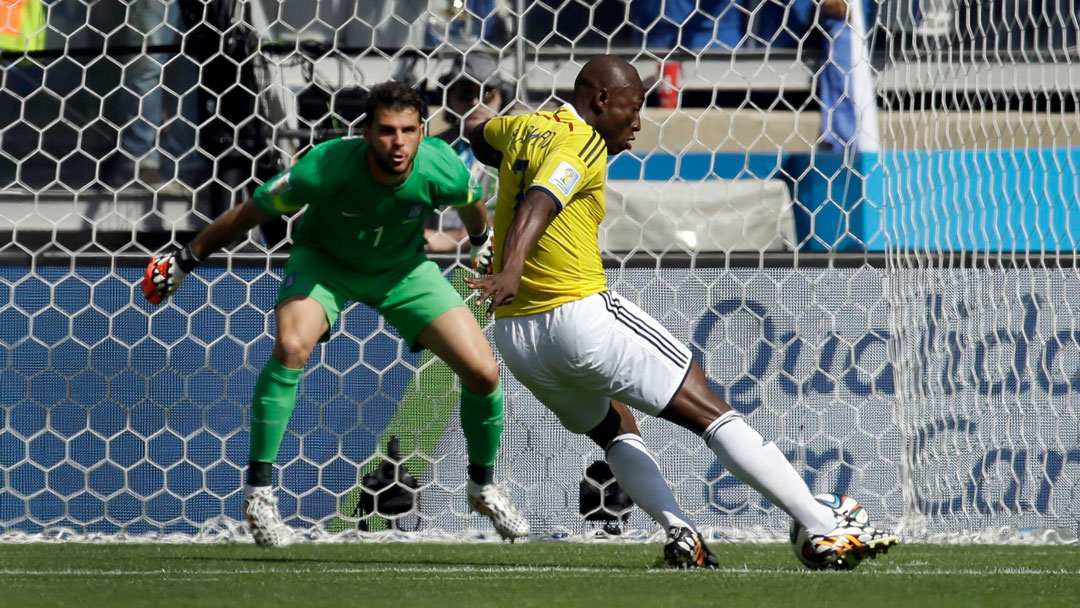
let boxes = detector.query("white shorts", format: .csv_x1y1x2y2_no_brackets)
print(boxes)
495,290,693,433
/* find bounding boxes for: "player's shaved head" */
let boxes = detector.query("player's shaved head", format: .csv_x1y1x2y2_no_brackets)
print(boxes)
570,55,644,155
574,55,642,94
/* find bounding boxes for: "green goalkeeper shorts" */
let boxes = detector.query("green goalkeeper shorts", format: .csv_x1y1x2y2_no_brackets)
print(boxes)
278,246,467,350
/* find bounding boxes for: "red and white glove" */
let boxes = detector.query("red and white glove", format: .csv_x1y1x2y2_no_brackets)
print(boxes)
142,244,201,305
468,228,494,275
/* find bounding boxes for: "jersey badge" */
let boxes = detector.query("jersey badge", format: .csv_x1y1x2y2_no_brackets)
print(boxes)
548,161,581,197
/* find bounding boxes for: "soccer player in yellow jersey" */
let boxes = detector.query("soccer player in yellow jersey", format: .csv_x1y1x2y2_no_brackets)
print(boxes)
466,55,900,569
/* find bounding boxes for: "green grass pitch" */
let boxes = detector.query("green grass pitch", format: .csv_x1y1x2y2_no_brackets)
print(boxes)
1,542,1078,607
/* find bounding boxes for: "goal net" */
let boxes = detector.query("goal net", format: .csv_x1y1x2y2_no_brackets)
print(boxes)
1,0,1078,544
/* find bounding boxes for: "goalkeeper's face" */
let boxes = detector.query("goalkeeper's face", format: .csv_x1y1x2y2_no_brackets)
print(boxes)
363,107,423,177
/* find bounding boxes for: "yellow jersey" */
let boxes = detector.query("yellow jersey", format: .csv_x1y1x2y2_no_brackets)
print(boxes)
484,104,609,318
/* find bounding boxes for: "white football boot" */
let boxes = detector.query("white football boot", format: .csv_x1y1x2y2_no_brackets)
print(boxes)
467,480,530,541
808,514,899,569
243,487,293,547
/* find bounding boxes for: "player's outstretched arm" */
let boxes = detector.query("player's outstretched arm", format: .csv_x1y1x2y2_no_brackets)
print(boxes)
465,189,558,315
142,200,271,305
469,121,502,168
187,200,271,260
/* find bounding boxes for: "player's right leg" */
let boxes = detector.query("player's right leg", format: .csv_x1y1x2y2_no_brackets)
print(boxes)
245,250,340,547
659,362,899,566
243,296,328,546
544,290,897,567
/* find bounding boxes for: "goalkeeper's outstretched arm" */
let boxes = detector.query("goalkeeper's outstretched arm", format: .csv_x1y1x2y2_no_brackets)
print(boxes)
188,200,271,260
142,200,271,305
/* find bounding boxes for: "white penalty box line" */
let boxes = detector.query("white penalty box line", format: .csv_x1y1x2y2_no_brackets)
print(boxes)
1,566,1078,577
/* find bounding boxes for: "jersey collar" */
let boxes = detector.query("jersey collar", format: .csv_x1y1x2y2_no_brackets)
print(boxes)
561,103,585,122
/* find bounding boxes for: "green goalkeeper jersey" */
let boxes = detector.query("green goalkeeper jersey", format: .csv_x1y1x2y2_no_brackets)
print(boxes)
253,136,479,274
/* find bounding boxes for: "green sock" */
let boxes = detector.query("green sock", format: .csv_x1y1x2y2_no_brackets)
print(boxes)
459,383,504,472
249,357,303,464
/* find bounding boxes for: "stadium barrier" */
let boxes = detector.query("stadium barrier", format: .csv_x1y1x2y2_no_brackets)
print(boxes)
1,261,1077,543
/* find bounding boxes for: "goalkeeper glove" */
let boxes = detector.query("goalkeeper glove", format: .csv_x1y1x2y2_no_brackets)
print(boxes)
468,227,494,274
142,243,201,305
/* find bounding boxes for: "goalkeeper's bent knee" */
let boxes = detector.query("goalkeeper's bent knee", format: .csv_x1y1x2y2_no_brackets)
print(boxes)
459,383,504,469
249,358,303,463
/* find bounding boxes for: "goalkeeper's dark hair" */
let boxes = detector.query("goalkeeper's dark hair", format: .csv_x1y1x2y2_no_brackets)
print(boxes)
362,81,425,126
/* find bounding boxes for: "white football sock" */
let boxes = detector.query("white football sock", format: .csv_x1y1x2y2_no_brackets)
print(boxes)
243,483,271,498
605,433,693,532
703,411,836,535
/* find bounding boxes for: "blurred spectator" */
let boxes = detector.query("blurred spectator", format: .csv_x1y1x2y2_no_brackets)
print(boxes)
440,0,514,46
0,0,46,53
912,0,955,37
628,1,879,152
753,0,880,153
114,0,186,195
522,0,633,47
0,0,46,104
426,52,507,251
631,0,745,50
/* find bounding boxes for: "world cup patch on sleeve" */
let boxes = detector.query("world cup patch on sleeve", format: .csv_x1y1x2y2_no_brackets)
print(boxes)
268,172,294,211
547,161,581,197
269,172,291,195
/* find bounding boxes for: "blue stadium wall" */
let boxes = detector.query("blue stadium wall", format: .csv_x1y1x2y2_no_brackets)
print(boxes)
610,148,1080,252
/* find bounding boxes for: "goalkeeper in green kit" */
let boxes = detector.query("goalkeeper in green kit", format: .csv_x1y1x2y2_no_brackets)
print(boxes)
141,81,529,546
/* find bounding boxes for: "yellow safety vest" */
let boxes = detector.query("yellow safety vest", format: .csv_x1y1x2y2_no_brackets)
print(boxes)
0,0,46,53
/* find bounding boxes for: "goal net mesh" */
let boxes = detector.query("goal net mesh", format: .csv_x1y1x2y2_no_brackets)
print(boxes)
1,0,1078,544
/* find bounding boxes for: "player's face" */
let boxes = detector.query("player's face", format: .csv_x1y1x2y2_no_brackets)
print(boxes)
449,82,503,134
363,107,422,177
597,85,644,154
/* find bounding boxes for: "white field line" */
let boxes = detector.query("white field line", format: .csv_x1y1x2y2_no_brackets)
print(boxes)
0,566,1078,577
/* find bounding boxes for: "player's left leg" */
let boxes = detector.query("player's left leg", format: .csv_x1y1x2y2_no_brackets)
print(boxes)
377,260,528,539
415,305,502,483
585,400,718,568
591,292,839,533
658,361,841,536
415,306,529,540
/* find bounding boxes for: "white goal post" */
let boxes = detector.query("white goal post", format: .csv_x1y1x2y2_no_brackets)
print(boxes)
1,0,1078,544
